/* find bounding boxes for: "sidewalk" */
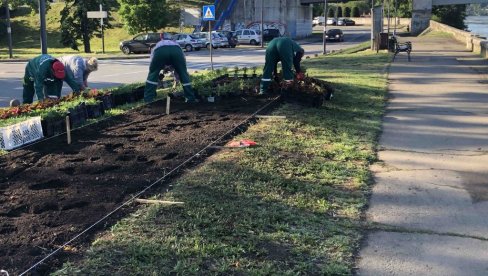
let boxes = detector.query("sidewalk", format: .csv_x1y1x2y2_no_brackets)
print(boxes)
357,34,488,274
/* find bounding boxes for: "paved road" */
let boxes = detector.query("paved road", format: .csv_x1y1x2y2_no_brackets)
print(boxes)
0,26,370,107
357,35,488,275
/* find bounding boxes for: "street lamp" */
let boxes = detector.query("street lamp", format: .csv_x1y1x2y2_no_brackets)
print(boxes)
260,0,264,48
39,0,48,54
4,0,13,58
322,0,327,55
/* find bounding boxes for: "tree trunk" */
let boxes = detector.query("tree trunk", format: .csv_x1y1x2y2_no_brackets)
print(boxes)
81,14,91,53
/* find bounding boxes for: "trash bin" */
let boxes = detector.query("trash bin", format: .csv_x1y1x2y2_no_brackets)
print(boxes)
378,32,389,50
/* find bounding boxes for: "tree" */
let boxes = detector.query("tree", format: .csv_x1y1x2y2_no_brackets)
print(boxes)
60,0,117,53
328,7,335,18
344,7,351,17
352,6,360,17
432,4,467,30
117,0,179,35
337,6,342,17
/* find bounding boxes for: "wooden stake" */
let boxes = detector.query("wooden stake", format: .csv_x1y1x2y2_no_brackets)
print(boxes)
255,115,286,119
65,115,71,144
166,96,171,115
135,198,184,205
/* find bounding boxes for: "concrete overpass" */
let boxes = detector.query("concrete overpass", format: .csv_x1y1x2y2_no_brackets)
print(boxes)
412,0,488,35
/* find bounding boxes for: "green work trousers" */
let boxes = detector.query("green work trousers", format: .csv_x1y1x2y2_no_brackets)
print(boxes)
23,75,63,104
260,39,295,93
144,46,196,103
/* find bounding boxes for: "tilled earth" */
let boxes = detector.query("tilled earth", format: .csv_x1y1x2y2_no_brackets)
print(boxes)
0,96,276,275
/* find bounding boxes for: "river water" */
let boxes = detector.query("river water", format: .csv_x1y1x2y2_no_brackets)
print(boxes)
465,15,488,38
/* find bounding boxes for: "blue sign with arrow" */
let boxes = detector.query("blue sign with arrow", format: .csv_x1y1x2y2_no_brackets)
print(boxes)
202,5,215,21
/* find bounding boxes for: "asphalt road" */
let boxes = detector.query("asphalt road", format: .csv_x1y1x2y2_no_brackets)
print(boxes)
0,26,370,107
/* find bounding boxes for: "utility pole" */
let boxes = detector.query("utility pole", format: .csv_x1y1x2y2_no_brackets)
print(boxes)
322,0,328,55
260,0,264,48
4,0,13,58
39,0,48,54
100,4,105,54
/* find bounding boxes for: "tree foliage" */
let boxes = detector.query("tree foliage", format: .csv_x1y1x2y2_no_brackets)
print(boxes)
432,4,467,30
60,0,116,53
117,0,179,35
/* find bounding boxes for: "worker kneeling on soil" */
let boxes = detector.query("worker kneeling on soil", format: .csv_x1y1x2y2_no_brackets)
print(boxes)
259,37,305,94
144,39,198,103
22,54,82,104
58,55,99,92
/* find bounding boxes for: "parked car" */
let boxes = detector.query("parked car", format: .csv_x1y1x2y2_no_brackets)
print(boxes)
326,18,337,26
119,33,173,54
218,30,238,48
325,29,344,42
313,16,325,26
213,32,230,48
172,33,204,52
337,18,356,26
193,32,225,49
234,29,261,45
262,29,281,42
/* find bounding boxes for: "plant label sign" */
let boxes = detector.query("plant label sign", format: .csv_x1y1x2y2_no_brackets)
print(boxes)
202,5,215,21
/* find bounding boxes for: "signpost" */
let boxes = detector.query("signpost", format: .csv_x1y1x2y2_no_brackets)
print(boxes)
202,5,215,71
87,5,108,53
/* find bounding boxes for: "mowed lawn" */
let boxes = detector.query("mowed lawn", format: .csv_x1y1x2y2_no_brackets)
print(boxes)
52,47,389,275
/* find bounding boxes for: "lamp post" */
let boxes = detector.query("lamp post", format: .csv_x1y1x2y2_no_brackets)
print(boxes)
39,0,48,54
260,0,264,48
4,0,13,58
322,0,327,55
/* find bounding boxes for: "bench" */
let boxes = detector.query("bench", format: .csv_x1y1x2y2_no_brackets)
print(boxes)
391,36,412,62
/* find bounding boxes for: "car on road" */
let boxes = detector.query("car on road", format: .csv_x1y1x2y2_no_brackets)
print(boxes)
337,18,355,26
172,33,204,52
119,33,173,54
263,29,281,42
234,29,261,45
325,29,344,42
326,18,337,26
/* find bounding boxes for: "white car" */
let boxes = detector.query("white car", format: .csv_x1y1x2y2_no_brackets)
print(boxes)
234,29,261,45
326,18,337,25
313,16,325,26
172,33,204,52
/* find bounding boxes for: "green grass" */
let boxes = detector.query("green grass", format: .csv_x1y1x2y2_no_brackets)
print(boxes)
53,49,389,275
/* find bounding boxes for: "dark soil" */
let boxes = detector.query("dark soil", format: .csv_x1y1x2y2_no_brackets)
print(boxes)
0,96,277,275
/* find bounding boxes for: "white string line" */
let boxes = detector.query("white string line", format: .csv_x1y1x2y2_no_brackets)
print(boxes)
19,96,280,276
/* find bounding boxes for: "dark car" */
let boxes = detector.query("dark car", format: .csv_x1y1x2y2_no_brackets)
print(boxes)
263,29,281,42
337,18,356,26
119,32,173,54
219,31,238,48
325,29,344,42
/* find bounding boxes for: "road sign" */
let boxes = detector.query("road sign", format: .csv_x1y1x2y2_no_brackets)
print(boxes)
202,5,215,21
87,11,108,18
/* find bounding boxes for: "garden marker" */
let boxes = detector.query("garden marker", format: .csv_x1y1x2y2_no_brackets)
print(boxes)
166,96,171,115
66,115,71,144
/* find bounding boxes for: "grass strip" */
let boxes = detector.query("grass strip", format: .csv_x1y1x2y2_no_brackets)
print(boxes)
53,49,389,275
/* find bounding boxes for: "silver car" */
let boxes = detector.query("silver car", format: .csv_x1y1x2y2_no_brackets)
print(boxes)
193,32,223,49
172,33,204,52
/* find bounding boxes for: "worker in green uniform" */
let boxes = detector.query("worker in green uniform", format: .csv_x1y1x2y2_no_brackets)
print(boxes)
144,39,198,103
22,54,81,104
259,37,305,94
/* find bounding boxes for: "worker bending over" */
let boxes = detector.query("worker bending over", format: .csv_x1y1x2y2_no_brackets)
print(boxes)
58,55,99,92
22,54,81,104
144,39,198,103
259,37,305,94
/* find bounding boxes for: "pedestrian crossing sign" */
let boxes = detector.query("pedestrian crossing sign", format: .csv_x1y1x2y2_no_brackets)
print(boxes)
202,5,215,21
